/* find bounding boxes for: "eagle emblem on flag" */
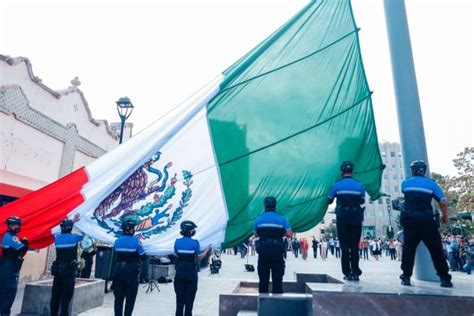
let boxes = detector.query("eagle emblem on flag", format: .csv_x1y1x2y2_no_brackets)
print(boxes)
92,152,193,239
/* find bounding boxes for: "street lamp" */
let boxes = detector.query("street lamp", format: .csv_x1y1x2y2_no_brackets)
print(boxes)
116,97,134,144
387,204,393,233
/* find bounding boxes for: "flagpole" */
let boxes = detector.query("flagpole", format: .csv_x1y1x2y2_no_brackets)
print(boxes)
383,0,437,281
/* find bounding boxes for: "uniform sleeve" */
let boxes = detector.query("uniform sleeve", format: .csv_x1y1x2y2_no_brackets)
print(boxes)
432,181,446,202
74,234,84,243
360,185,366,204
328,183,337,203
195,240,201,254
401,180,406,193
10,235,26,250
136,240,145,255
174,240,178,254
253,218,258,232
283,217,291,231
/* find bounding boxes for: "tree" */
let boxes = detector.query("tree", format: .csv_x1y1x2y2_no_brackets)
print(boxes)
433,147,473,237
452,147,474,211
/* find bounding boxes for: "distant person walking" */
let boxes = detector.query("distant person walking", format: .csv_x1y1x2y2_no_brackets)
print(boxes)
301,238,309,260
335,238,341,258
312,237,319,258
320,239,328,260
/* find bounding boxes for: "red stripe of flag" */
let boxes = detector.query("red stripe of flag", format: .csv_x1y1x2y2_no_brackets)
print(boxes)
0,167,89,249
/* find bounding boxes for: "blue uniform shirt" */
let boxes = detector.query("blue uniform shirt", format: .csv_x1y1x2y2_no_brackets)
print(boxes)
54,233,83,249
328,176,365,207
54,233,83,262
401,176,445,212
174,237,201,256
2,232,25,251
254,211,291,240
114,235,145,256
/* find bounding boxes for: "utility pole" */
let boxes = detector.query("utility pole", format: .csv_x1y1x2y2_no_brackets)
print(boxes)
383,0,437,281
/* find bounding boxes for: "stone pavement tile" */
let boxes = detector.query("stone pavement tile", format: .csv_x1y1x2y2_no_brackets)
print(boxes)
13,253,474,316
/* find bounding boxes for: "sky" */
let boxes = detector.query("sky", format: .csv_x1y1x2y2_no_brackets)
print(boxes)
0,0,472,176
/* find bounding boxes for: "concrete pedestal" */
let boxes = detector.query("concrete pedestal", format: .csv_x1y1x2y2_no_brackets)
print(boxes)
20,278,105,315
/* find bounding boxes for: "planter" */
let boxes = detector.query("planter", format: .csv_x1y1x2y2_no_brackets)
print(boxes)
20,278,105,315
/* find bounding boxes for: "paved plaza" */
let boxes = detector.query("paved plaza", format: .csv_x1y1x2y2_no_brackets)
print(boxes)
12,252,474,315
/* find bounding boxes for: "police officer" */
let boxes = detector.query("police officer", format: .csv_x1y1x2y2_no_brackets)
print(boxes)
399,160,452,287
328,161,366,281
50,215,83,316
113,220,145,316
0,216,28,316
174,220,211,316
254,196,292,294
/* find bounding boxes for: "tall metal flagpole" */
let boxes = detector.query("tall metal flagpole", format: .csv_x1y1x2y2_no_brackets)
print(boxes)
383,0,437,281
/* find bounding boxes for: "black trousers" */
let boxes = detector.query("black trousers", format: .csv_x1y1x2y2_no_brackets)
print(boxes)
50,275,76,316
113,277,139,316
174,276,198,316
80,253,94,279
0,268,19,316
401,213,450,279
337,221,362,276
258,250,285,294
335,247,341,258
313,247,318,258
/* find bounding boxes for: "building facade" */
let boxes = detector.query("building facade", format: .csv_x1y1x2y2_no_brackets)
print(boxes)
363,141,404,238
0,55,130,281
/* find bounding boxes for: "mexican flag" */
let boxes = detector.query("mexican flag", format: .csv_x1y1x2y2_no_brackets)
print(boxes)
0,0,383,255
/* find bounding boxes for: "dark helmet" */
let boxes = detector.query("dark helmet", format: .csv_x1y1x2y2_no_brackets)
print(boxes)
60,219,74,232
410,160,427,176
263,196,277,209
180,220,197,233
121,220,136,234
340,161,354,173
6,216,22,226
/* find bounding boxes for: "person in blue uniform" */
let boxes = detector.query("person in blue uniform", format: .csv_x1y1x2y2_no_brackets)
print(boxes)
113,220,145,316
328,161,366,281
0,216,28,316
399,160,452,287
174,220,211,316
50,214,83,316
254,196,293,294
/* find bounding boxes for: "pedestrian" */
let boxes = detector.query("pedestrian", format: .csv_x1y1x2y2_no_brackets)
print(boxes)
320,239,328,260
79,235,96,279
399,160,453,287
335,237,341,258
363,239,369,260
370,238,381,260
0,216,28,316
250,237,256,256
301,238,309,260
312,237,319,258
462,239,474,275
291,238,300,258
50,215,82,316
254,196,292,293
328,161,366,281
329,237,335,256
174,220,211,316
389,239,396,260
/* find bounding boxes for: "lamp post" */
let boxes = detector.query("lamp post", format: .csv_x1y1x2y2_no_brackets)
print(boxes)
116,97,134,144
387,204,392,232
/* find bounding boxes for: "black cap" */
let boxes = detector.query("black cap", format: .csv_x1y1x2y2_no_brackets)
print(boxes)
340,161,354,173
60,219,74,232
264,196,277,209
180,220,197,232
410,160,427,176
6,216,22,226
121,220,136,232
